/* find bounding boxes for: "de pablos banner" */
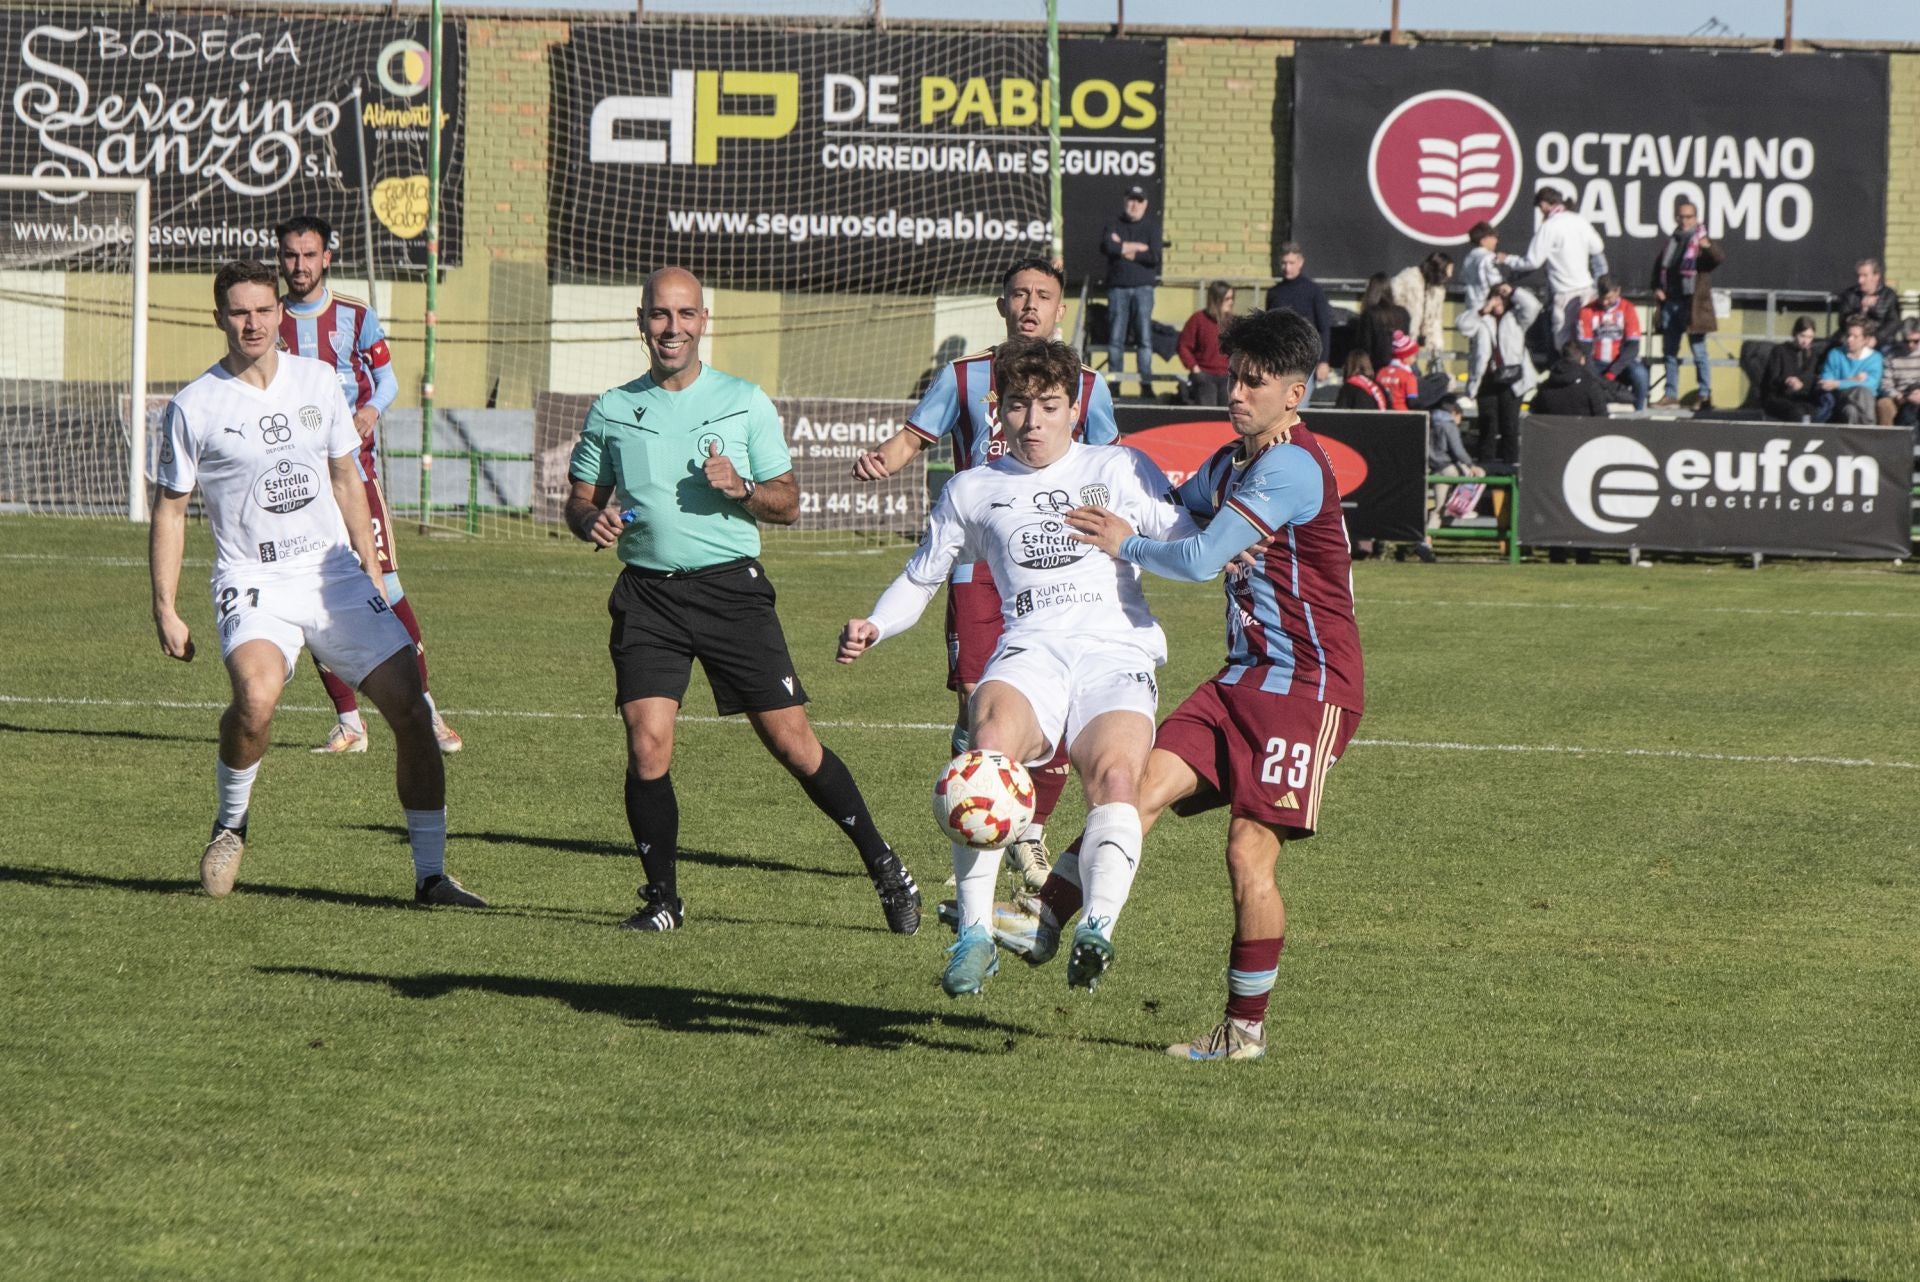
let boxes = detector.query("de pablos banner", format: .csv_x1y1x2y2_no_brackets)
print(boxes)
1519,416,1911,559
0,13,464,268
550,26,1163,291
1291,44,1887,292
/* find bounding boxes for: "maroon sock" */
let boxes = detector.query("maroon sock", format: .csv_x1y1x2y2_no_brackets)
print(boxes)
1036,836,1084,924
314,654,358,715
1224,936,1285,1024
389,596,430,691
1031,744,1070,825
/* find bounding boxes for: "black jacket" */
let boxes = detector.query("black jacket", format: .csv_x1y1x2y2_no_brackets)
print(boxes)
1760,342,1820,403
1099,214,1162,289
1528,358,1611,417
1262,276,1334,364
1835,284,1903,345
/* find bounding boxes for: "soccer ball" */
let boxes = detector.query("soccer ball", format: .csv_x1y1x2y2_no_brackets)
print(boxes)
933,749,1037,849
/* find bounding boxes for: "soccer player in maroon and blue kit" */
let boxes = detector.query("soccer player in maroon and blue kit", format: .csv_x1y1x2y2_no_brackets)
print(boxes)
275,216,462,755
851,258,1117,892
1027,307,1364,1059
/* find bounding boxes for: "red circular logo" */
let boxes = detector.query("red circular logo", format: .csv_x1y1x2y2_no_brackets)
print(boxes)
1368,90,1523,245
1122,423,1368,499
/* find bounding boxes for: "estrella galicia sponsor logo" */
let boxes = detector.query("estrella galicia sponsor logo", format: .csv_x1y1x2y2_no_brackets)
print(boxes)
1561,433,1882,535
257,541,278,563
1078,483,1110,508
1008,518,1088,570
1013,589,1033,617
252,458,322,514
298,405,324,431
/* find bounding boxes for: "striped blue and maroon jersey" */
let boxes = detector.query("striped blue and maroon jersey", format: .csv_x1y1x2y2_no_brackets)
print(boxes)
278,289,398,481
1168,420,1363,712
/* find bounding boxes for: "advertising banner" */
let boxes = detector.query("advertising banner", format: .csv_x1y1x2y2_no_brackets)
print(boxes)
1114,405,1427,542
1291,44,1886,292
0,12,464,267
1518,415,1911,558
534,392,927,536
550,26,1163,291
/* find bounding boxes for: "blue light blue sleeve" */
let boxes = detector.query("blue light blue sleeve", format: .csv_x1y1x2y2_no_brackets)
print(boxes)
1168,460,1219,522
1120,444,1323,581
906,360,960,441
359,305,399,414
1083,376,1119,444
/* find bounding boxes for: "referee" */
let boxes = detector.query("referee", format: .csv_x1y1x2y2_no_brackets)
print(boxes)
565,266,920,935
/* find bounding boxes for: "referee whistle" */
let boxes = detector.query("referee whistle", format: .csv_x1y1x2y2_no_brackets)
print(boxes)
596,508,637,552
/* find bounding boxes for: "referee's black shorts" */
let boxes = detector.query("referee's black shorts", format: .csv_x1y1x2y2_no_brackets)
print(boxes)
607,557,808,716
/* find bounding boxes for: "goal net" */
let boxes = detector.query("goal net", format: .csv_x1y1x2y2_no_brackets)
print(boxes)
0,176,149,519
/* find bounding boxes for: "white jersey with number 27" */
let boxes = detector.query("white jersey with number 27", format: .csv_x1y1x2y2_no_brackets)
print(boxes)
869,441,1198,664
156,353,364,585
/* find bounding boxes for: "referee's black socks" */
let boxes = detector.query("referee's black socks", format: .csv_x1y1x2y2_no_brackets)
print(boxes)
624,770,680,900
798,747,894,873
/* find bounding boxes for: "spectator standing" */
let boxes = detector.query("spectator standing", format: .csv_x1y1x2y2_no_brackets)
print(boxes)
1500,185,1607,351
1377,330,1421,411
1177,281,1234,406
1099,184,1162,397
1333,350,1388,410
1578,275,1649,411
1390,252,1455,365
1649,199,1724,410
1876,316,1920,427
1835,258,1903,347
1529,342,1612,417
1263,242,1334,385
1461,222,1507,316
1353,273,1412,374
1457,284,1540,468
1759,317,1822,422
1815,317,1884,424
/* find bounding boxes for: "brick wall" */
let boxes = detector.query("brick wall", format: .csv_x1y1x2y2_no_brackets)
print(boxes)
1161,37,1293,284
1886,54,1920,294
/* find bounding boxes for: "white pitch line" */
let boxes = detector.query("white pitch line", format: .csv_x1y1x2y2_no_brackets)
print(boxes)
1358,597,1920,621
3,693,1915,772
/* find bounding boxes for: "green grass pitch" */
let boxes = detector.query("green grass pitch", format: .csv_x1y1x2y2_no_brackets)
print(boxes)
3,515,1918,1279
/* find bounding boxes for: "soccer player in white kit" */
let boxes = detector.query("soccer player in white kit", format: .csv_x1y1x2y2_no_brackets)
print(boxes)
148,260,486,907
837,338,1197,996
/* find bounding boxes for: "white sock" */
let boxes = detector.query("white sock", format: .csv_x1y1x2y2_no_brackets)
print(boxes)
951,841,998,932
422,691,438,718
404,808,447,882
215,759,258,830
339,708,366,733
1078,802,1143,938
1017,821,1045,845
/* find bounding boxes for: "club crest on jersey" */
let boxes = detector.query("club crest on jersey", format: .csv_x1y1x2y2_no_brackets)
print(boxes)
252,458,321,514
299,405,324,431
1078,484,1110,508
330,331,352,356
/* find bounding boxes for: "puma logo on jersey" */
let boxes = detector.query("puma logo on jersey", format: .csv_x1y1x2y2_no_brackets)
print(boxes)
224,426,245,438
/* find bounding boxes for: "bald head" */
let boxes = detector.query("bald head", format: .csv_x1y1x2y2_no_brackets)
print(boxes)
637,266,709,388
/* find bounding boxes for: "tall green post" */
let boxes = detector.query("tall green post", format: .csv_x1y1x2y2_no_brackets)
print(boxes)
418,0,442,534
1046,0,1062,265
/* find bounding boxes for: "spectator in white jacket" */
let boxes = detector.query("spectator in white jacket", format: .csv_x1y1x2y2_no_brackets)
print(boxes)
1500,185,1608,351
1461,222,1508,316
1390,252,1454,366
1457,283,1541,469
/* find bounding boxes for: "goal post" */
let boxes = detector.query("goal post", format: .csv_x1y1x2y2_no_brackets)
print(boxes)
0,174,150,521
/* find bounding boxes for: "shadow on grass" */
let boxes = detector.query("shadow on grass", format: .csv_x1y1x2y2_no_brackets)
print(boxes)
354,824,863,879
0,720,290,748
261,965,1028,1053
0,863,608,924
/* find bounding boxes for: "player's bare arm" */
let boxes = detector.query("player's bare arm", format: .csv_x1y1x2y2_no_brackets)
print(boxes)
352,404,380,439
148,487,195,662
836,619,879,663
564,478,623,547
851,426,927,481
330,454,385,598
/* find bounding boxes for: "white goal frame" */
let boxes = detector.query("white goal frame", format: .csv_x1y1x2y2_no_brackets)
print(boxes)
0,175,151,520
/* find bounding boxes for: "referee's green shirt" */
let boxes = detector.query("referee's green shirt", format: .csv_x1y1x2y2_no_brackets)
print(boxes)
569,366,793,572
